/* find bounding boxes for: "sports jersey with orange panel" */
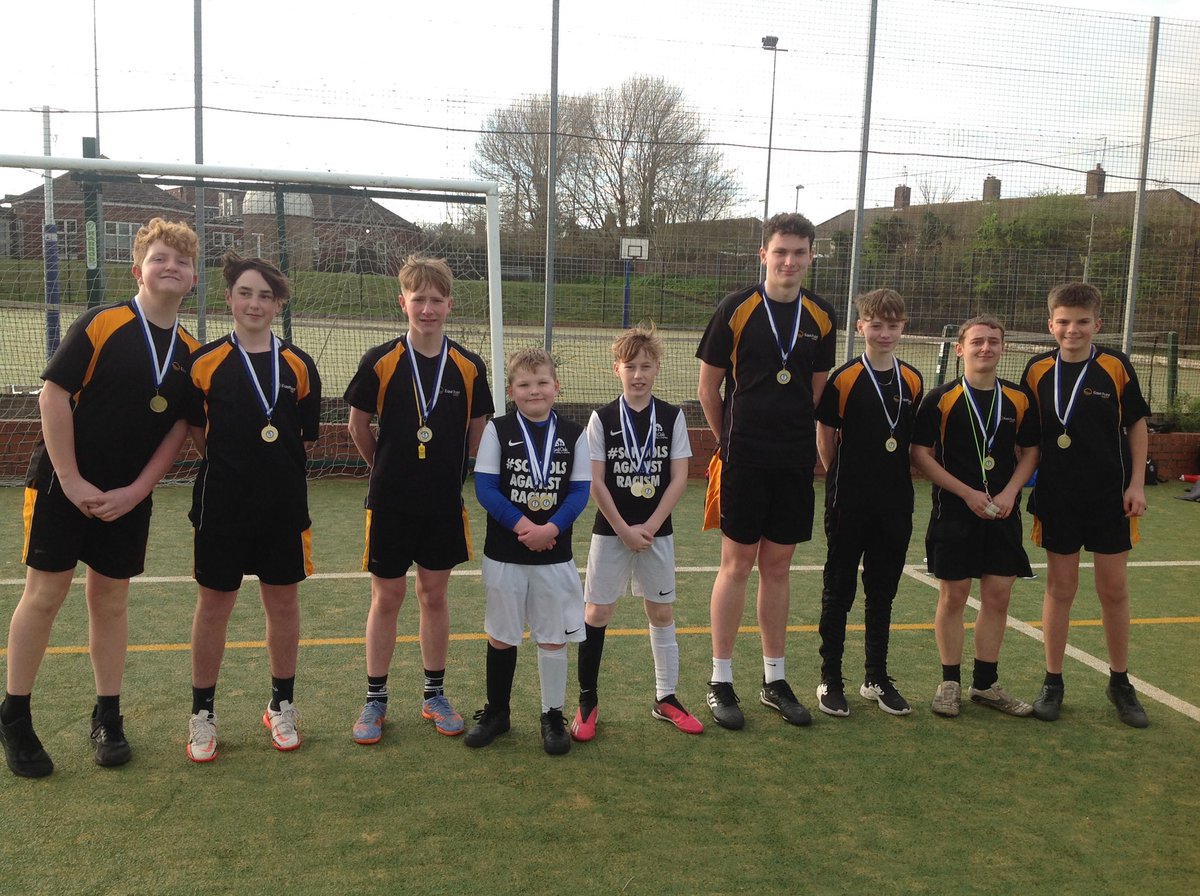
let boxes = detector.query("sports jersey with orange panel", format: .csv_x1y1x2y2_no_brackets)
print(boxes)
187,335,321,532
344,336,493,516
815,356,923,512
1022,346,1149,520
911,377,1039,519
587,397,692,537
26,298,200,492
696,284,836,468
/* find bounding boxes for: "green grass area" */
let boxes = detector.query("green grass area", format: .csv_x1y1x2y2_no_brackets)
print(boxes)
0,478,1197,895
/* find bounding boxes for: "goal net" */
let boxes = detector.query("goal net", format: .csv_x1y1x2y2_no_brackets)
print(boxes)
0,155,504,484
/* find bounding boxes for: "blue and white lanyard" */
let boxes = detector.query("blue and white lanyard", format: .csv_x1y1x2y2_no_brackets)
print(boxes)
760,283,803,371
1053,346,1095,434
232,332,280,422
619,397,657,477
516,411,557,488
131,297,180,392
406,335,449,424
861,355,903,434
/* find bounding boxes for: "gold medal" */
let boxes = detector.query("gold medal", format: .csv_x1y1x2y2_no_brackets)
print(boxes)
884,437,898,453
641,483,656,499
540,494,554,511
528,494,542,511
417,426,433,443
261,424,279,443
630,480,644,498
776,369,792,385
983,455,996,471
150,394,168,414
1057,433,1072,449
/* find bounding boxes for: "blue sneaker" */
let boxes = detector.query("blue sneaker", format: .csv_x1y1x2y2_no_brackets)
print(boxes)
352,700,387,745
421,694,465,736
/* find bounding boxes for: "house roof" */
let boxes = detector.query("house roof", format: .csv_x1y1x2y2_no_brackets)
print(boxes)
4,169,195,214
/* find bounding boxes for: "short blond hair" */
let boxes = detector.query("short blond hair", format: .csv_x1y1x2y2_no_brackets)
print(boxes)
506,347,556,382
132,218,199,266
399,254,453,297
611,323,663,364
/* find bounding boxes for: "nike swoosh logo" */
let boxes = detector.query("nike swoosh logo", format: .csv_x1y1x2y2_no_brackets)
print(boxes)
507,440,524,446
609,430,624,436
658,590,674,596
565,627,582,635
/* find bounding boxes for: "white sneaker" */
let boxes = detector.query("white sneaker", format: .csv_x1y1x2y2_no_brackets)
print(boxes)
187,711,218,763
263,700,302,751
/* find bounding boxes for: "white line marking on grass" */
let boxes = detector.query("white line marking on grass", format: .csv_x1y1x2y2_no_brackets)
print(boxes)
3,560,1194,588
903,565,1200,723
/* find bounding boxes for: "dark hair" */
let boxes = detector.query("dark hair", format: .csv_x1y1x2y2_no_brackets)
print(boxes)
221,251,291,302
762,212,816,247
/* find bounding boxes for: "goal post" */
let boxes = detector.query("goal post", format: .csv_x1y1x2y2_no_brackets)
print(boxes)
0,153,506,482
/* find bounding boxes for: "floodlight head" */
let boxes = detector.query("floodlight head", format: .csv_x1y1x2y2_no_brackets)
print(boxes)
762,35,779,50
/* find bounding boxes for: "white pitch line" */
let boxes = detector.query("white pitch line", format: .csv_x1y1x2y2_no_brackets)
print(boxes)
1,559,1197,587
904,565,1200,723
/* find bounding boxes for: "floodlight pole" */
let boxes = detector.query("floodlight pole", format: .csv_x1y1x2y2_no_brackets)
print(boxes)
544,0,561,352
794,183,804,213
194,0,207,340
844,0,878,363
1121,16,1159,356
761,36,786,233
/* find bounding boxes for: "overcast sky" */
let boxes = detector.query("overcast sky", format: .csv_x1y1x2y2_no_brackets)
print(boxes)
1,0,1196,227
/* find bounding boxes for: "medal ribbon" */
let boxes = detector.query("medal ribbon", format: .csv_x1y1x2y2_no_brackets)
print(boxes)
1053,346,1094,436
962,378,999,490
861,355,903,436
231,332,280,423
618,398,657,477
406,336,449,427
131,297,180,394
759,284,803,373
517,411,557,489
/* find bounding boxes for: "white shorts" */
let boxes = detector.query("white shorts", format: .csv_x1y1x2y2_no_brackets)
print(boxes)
583,534,677,606
481,557,585,647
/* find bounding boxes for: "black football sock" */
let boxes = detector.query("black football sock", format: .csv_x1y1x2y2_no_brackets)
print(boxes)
192,686,216,717
486,643,517,713
972,660,999,691
423,669,445,701
367,674,389,707
941,664,961,684
0,693,31,725
270,676,295,711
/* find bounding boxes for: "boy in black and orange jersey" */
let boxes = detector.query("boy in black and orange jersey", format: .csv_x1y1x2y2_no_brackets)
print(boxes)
910,315,1039,720
344,255,493,744
1022,282,1150,728
184,253,322,762
696,212,836,731
466,348,591,755
0,218,201,778
814,289,923,717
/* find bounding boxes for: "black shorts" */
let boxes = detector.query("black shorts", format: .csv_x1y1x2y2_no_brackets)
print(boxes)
925,510,1032,581
1032,508,1137,556
719,462,815,546
364,506,472,578
194,524,313,592
23,485,152,579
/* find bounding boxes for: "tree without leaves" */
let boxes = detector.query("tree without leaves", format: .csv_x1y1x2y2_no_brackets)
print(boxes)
472,76,739,239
